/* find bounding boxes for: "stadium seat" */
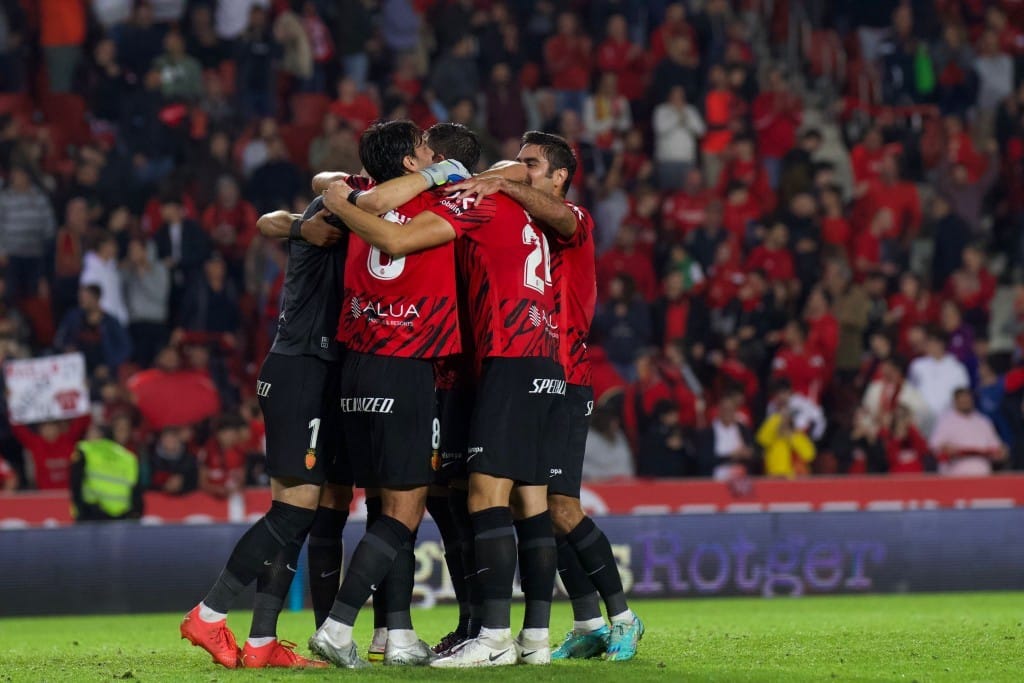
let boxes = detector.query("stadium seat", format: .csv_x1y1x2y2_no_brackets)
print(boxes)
804,28,845,83
289,93,331,128
40,93,90,147
278,123,319,172
0,93,33,122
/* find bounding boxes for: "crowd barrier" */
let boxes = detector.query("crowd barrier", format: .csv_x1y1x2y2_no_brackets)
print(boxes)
1,507,1022,616
2,475,1023,527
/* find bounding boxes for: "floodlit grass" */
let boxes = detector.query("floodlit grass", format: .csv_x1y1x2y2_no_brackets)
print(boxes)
1,593,1021,682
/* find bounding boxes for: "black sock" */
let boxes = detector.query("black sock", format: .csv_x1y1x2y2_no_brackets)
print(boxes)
203,501,315,614
328,515,411,627
427,494,469,633
383,527,417,630
450,489,479,634
471,506,516,631
365,497,387,630
307,506,348,628
567,516,628,618
250,538,302,639
514,511,556,630
556,535,602,623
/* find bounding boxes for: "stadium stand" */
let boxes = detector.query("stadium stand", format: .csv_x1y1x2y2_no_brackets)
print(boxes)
0,0,1022,505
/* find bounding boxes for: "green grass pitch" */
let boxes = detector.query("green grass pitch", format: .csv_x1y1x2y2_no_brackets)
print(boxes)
1,593,1021,682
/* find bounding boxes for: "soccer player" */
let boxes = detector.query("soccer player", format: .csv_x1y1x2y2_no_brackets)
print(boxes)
259,134,477,665
179,201,345,670
448,131,645,661
319,133,564,669
305,120,478,668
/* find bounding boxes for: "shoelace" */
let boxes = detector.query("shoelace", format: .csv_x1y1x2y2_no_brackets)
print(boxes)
433,631,463,654
275,640,301,662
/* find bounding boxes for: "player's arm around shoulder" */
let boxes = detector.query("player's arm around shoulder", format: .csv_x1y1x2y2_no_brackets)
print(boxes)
324,192,457,259
256,209,341,247
450,173,578,238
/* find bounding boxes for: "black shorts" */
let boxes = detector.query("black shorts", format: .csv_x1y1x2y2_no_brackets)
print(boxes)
547,384,593,498
257,353,351,486
340,351,436,488
434,385,474,485
467,357,566,485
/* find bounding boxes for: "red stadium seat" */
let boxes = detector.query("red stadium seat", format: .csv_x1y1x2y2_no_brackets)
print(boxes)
40,93,90,147
804,29,845,83
290,93,330,127
278,123,319,172
0,93,33,122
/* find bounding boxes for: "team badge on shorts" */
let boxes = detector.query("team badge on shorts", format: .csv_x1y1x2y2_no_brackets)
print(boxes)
431,449,440,471
305,449,317,470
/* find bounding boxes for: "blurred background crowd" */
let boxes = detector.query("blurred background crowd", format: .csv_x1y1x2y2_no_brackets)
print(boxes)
1,0,1024,499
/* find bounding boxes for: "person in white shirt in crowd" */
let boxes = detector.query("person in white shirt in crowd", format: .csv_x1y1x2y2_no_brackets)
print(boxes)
581,405,634,482
929,388,1007,475
861,354,931,433
765,379,826,442
652,85,706,191
697,391,755,481
907,326,971,431
80,232,128,325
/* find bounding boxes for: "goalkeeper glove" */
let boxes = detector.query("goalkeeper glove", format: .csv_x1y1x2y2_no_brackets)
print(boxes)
419,159,470,186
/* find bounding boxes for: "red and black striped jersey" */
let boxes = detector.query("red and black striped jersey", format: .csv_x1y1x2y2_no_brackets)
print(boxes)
338,179,461,359
549,201,597,387
427,193,558,364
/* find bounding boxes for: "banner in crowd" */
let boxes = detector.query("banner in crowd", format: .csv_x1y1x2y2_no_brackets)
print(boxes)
1,509,1022,616
2,353,89,425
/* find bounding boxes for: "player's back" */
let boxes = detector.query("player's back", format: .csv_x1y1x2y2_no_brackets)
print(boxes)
341,189,461,359
271,195,347,361
436,192,558,362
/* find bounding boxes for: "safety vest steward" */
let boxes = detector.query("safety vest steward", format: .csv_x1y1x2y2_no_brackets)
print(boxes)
77,439,138,518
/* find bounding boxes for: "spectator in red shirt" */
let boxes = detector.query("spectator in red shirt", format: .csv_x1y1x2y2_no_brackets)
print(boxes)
716,136,775,213
752,67,802,188
328,76,379,131
850,127,892,184
772,320,828,402
818,185,851,250
197,413,247,499
704,240,746,310
662,168,711,237
11,415,91,490
650,2,696,62
544,11,592,113
804,286,840,371
886,272,941,357
852,208,900,281
596,14,649,103
856,153,922,241
596,224,657,302
945,244,997,332
702,64,738,186
745,222,796,287
879,404,931,473
200,176,258,277
722,181,763,244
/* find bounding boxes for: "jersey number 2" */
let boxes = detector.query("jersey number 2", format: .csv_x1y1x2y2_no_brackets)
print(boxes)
522,225,551,294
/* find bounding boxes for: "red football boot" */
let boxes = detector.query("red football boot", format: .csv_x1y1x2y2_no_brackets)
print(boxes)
241,639,329,668
180,605,241,669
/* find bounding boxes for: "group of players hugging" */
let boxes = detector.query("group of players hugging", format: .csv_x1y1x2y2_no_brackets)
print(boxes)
178,120,644,669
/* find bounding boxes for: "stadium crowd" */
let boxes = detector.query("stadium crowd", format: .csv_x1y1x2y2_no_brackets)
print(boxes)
1,0,1024,496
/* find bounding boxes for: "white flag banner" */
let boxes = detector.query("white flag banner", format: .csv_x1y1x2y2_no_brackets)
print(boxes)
3,353,90,425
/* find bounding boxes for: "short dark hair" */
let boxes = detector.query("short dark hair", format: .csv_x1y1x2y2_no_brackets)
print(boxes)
83,284,102,300
359,120,422,182
426,122,480,169
520,130,577,196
